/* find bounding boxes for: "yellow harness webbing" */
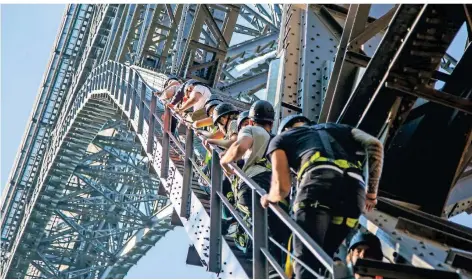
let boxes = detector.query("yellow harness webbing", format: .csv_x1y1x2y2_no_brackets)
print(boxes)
297,151,362,181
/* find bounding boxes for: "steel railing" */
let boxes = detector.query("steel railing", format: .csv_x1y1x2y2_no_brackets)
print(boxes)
2,59,341,278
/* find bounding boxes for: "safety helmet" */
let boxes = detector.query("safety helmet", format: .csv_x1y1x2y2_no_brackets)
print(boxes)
348,232,383,260
212,103,239,126
249,100,275,123
164,76,180,88
204,95,223,106
205,100,222,117
277,114,311,135
237,111,250,131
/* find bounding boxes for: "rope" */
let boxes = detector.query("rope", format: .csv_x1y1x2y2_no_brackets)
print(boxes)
268,236,324,279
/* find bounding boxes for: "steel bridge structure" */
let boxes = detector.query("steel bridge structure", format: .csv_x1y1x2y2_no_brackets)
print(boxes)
1,4,472,279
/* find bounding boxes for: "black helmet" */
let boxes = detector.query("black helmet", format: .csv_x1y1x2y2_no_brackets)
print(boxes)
348,232,383,260
204,95,223,106
205,100,222,116
237,111,250,131
164,76,180,88
277,114,311,135
249,100,275,123
212,103,239,126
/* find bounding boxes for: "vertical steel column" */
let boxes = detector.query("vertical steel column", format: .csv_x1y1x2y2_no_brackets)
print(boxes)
125,68,133,111
130,71,139,119
107,62,113,91
208,149,222,273
94,69,99,90
160,107,171,178
119,66,126,105
114,64,121,99
97,66,102,89
137,80,146,134
276,5,302,121
297,6,339,122
147,95,157,153
252,189,268,278
180,127,194,217
319,5,371,123
92,69,97,90
100,65,105,89
111,63,117,97
103,63,108,89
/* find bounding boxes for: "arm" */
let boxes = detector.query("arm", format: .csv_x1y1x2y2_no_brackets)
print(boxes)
197,129,222,139
266,150,292,202
220,136,253,164
207,134,237,149
177,92,200,112
351,128,384,198
193,117,213,129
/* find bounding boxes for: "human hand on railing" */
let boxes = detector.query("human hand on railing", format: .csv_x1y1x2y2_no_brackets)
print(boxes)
218,150,226,158
260,194,271,209
221,162,234,175
364,195,377,212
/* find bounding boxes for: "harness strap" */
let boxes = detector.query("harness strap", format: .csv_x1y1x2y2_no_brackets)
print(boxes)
297,151,362,181
331,216,359,228
317,128,335,159
293,200,359,228
285,234,294,278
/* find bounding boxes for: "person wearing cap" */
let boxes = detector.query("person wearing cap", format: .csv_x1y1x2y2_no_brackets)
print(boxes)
261,115,384,278
220,100,291,264
346,232,384,279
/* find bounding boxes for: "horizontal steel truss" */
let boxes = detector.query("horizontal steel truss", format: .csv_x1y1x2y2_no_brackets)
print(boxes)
1,66,175,279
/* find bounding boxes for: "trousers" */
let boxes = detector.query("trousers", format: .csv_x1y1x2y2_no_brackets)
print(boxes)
292,168,365,278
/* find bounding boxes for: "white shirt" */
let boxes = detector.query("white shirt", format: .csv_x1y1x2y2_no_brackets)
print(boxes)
190,85,212,111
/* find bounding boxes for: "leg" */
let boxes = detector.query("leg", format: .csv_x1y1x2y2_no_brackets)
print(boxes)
324,177,366,260
293,206,331,279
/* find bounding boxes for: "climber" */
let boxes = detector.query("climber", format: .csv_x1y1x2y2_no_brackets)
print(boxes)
346,232,384,279
174,79,212,115
193,96,224,131
220,100,291,266
155,76,182,102
205,103,240,149
261,114,384,278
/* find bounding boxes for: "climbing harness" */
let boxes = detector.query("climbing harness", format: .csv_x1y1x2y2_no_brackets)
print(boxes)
297,128,363,183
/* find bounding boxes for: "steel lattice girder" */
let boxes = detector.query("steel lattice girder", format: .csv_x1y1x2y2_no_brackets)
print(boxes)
0,4,94,254
2,93,174,279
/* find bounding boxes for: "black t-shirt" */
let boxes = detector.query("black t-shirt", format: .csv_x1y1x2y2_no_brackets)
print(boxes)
266,123,364,172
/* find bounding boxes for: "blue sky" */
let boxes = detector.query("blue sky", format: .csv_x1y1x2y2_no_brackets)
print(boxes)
0,4,470,278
